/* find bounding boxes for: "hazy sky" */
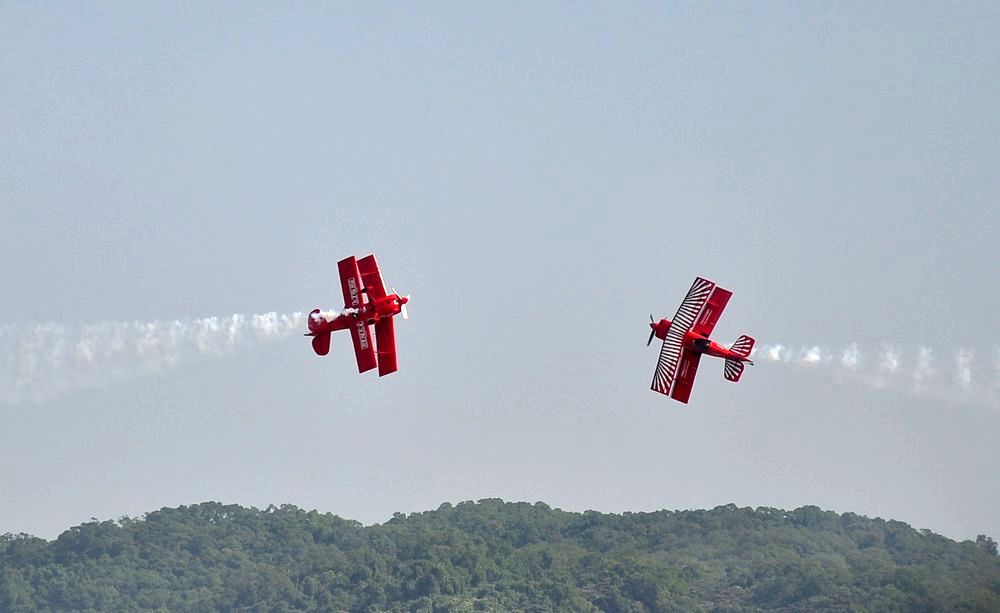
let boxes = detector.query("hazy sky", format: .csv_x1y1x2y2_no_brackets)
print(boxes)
2,3,998,542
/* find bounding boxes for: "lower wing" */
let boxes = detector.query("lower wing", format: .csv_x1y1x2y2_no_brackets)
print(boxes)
651,331,683,396
374,318,398,377
670,349,702,404
349,320,377,373
652,277,716,396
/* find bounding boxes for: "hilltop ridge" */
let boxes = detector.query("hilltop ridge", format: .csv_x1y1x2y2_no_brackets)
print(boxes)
2,500,998,611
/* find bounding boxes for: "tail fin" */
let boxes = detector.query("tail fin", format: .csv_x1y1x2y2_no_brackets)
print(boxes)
307,308,322,334
725,335,754,382
725,359,745,382
311,332,331,356
306,308,332,355
730,334,755,359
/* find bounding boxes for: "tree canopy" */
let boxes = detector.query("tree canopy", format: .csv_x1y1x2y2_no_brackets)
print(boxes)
1,500,997,612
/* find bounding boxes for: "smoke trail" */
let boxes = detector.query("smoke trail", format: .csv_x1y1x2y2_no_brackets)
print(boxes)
839,343,860,371
0,312,305,404
754,342,1000,407
912,347,934,394
878,344,901,375
955,349,973,390
803,346,826,365
876,344,901,389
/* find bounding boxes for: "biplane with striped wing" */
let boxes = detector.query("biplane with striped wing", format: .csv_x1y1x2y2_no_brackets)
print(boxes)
305,254,409,377
648,277,754,403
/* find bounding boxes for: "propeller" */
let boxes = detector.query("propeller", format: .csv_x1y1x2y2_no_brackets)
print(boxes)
647,314,656,346
392,287,409,320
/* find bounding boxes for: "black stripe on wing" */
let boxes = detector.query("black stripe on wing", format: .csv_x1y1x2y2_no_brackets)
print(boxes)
651,277,716,395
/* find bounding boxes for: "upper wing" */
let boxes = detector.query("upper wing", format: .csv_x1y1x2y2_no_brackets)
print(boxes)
374,317,398,377
357,254,388,301
691,286,732,338
651,277,716,396
670,349,702,403
349,319,377,373
338,256,365,309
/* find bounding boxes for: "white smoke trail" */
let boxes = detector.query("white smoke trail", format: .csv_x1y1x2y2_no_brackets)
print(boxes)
0,312,305,404
839,343,860,371
765,344,785,362
754,342,1000,408
875,344,901,389
878,344,901,376
912,347,934,395
803,346,826,365
955,349,973,390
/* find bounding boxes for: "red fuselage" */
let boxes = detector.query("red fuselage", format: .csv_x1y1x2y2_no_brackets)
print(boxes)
309,293,409,334
650,318,754,364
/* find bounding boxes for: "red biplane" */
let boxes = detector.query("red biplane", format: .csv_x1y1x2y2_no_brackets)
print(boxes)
648,277,754,403
306,254,409,377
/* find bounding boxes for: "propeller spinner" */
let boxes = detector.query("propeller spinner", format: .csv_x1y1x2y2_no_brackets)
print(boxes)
392,288,410,320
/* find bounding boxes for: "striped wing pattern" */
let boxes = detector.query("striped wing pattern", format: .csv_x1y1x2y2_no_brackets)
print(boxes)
725,359,745,382
729,335,755,358
651,277,716,395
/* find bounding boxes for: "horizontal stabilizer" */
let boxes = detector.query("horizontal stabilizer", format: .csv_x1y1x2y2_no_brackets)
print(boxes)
724,359,745,382
311,332,331,356
730,334,755,358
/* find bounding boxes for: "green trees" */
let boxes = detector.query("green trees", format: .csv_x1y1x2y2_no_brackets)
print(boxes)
977,534,998,556
1,501,997,612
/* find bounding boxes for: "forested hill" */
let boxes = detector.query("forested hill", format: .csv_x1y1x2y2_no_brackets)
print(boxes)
2,501,998,612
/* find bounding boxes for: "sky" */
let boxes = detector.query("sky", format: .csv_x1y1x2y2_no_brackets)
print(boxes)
1,2,998,542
